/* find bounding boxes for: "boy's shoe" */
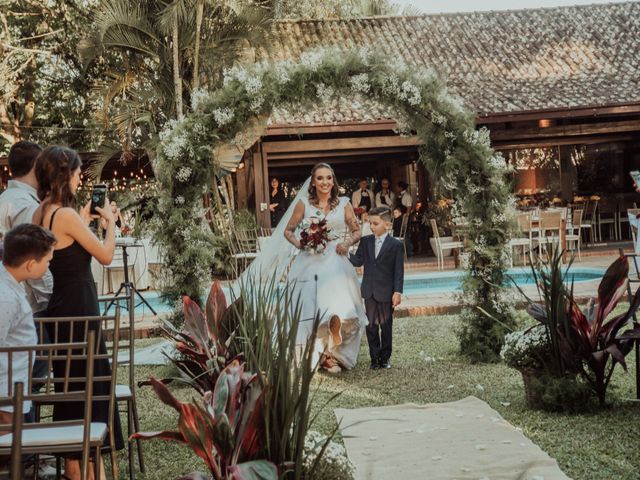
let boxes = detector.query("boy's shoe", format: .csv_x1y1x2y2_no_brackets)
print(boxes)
380,360,391,369
370,360,380,370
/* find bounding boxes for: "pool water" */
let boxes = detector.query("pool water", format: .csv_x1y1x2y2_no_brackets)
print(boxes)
103,267,604,317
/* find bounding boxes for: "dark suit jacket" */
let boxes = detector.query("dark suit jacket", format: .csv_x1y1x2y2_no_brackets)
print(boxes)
349,234,404,302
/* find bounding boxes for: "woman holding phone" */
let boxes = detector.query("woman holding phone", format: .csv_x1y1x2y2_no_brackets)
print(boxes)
32,146,123,480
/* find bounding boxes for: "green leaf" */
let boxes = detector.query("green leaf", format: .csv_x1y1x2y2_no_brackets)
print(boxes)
228,461,278,480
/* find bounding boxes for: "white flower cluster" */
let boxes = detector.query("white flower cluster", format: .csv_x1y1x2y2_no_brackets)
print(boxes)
163,134,188,160
444,130,456,140
431,112,446,126
380,73,400,97
501,325,550,370
175,195,185,205
176,166,192,183
398,81,421,106
213,108,234,127
249,97,264,113
159,119,179,141
222,64,249,87
190,89,209,110
349,73,370,94
302,431,354,477
315,83,335,103
244,76,262,95
300,50,324,71
463,128,491,148
465,177,483,195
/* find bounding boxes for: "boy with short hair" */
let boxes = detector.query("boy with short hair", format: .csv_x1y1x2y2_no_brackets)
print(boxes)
349,206,404,369
0,224,56,423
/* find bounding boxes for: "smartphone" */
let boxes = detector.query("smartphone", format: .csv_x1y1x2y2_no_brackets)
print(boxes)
90,184,108,215
630,170,640,188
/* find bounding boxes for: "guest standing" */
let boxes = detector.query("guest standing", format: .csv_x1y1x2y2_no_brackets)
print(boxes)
351,178,374,213
269,177,286,227
32,146,123,480
375,177,396,208
396,181,414,257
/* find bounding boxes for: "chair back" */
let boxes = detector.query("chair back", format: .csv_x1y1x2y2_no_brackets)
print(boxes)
236,229,258,253
98,292,136,387
429,219,440,245
516,213,532,234
0,334,96,479
572,209,584,229
0,382,24,480
34,308,121,465
259,226,273,237
398,214,409,239
539,210,562,235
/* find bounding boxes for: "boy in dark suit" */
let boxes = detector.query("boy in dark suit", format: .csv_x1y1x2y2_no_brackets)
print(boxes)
349,206,404,369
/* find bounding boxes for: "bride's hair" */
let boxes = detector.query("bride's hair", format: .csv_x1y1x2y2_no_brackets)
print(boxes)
308,162,340,210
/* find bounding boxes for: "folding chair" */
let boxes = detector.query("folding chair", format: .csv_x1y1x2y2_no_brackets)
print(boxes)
33,309,121,479
429,219,463,270
0,381,24,480
0,333,102,480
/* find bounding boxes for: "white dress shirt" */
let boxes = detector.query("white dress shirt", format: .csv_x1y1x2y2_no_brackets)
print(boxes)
0,264,37,413
400,190,413,210
375,232,388,258
375,190,396,208
351,188,374,210
0,180,52,313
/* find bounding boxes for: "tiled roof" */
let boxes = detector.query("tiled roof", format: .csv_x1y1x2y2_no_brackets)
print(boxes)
261,2,640,125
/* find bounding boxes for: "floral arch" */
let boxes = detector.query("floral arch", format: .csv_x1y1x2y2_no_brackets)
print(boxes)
151,48,516,362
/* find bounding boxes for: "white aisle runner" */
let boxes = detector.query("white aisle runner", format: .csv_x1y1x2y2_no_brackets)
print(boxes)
335,396,570,480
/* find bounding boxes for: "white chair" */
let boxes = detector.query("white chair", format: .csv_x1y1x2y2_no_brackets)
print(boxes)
509,213,533,267
430,219,463,270
533,210,562,257
395,214,409,259
598,200,617,241
566,209,583,260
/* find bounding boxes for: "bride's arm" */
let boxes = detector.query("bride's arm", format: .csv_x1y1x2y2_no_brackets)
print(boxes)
284,200,305,249
336,202,361,255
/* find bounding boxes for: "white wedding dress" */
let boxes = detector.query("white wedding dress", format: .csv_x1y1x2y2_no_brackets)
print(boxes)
287,196,366,369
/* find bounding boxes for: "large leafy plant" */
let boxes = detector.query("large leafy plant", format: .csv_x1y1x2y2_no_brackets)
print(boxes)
133,360,276,480
521,246,640,405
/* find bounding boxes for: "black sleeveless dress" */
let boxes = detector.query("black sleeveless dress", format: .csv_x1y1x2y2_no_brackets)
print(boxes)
44,208,124,454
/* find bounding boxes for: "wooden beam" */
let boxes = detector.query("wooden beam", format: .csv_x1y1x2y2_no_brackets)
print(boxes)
269,154,414,168
478,103,640,124
492,133,637,150
265,120,398,136
252,145,270,228
489,119,640,142
267,147,414,161
263,135,422,154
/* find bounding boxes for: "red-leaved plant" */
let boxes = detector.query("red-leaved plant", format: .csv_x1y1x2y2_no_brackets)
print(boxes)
523,248,640,405
157,282,239,394
132,359,276,480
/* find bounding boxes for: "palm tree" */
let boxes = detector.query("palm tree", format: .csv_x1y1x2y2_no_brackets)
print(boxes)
79,0,274,174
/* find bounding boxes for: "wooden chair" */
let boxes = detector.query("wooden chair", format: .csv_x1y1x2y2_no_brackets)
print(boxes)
0,382,24,480
98,291,145,479
33,309,121,479
259,226,273,237
581,198,598,245
509,213,533,266
395,214,410,259
566,209,583,260
598,198,617,241
0,334,100,480
534,210,562,257
230,229,259,275
429,219,463,270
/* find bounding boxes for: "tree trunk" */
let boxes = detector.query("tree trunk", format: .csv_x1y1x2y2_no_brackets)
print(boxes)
172,11,183,119
193,0,204,91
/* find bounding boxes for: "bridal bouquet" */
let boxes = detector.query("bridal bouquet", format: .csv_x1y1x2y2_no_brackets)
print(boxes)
299,217,333,254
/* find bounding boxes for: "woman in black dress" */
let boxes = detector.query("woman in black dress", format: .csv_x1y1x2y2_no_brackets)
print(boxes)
269,177,286,227
32,146,123,480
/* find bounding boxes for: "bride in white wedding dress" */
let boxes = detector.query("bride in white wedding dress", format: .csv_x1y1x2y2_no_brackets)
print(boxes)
282,163,366,372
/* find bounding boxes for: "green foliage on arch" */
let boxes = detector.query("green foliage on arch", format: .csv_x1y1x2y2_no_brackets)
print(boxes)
151,47,516,362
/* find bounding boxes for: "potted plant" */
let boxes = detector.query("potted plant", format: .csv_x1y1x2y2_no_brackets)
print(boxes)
423,196,455,256
500,245,640,410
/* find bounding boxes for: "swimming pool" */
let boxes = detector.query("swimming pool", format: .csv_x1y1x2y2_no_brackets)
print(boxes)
403,267,604,294
102,267,604,317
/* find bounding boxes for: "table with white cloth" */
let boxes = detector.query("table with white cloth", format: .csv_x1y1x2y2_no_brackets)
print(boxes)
91,237,161,294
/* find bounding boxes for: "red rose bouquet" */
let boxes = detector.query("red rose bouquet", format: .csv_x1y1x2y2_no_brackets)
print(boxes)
353,207,365,218
299,217,333,254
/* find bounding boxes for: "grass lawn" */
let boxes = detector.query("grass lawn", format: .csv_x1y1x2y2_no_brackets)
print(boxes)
117,313,640,479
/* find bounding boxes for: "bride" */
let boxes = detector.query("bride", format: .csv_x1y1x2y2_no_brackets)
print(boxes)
282,163,366,372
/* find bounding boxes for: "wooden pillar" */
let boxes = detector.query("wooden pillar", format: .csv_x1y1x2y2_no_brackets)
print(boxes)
253,142,270,228
236,152,248,210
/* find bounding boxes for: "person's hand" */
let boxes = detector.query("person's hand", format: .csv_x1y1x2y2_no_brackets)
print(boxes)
95,197,115,224
336,242,349,256
392,292,401,308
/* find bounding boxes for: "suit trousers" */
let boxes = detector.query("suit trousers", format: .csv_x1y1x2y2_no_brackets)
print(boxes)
364,298,393,363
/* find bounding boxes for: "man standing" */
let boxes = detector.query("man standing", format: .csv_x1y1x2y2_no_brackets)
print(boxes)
0,141,52,314
351,178,374,212
375,177,396,208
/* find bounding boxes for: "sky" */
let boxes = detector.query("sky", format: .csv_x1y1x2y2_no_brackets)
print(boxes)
393,0,622,14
